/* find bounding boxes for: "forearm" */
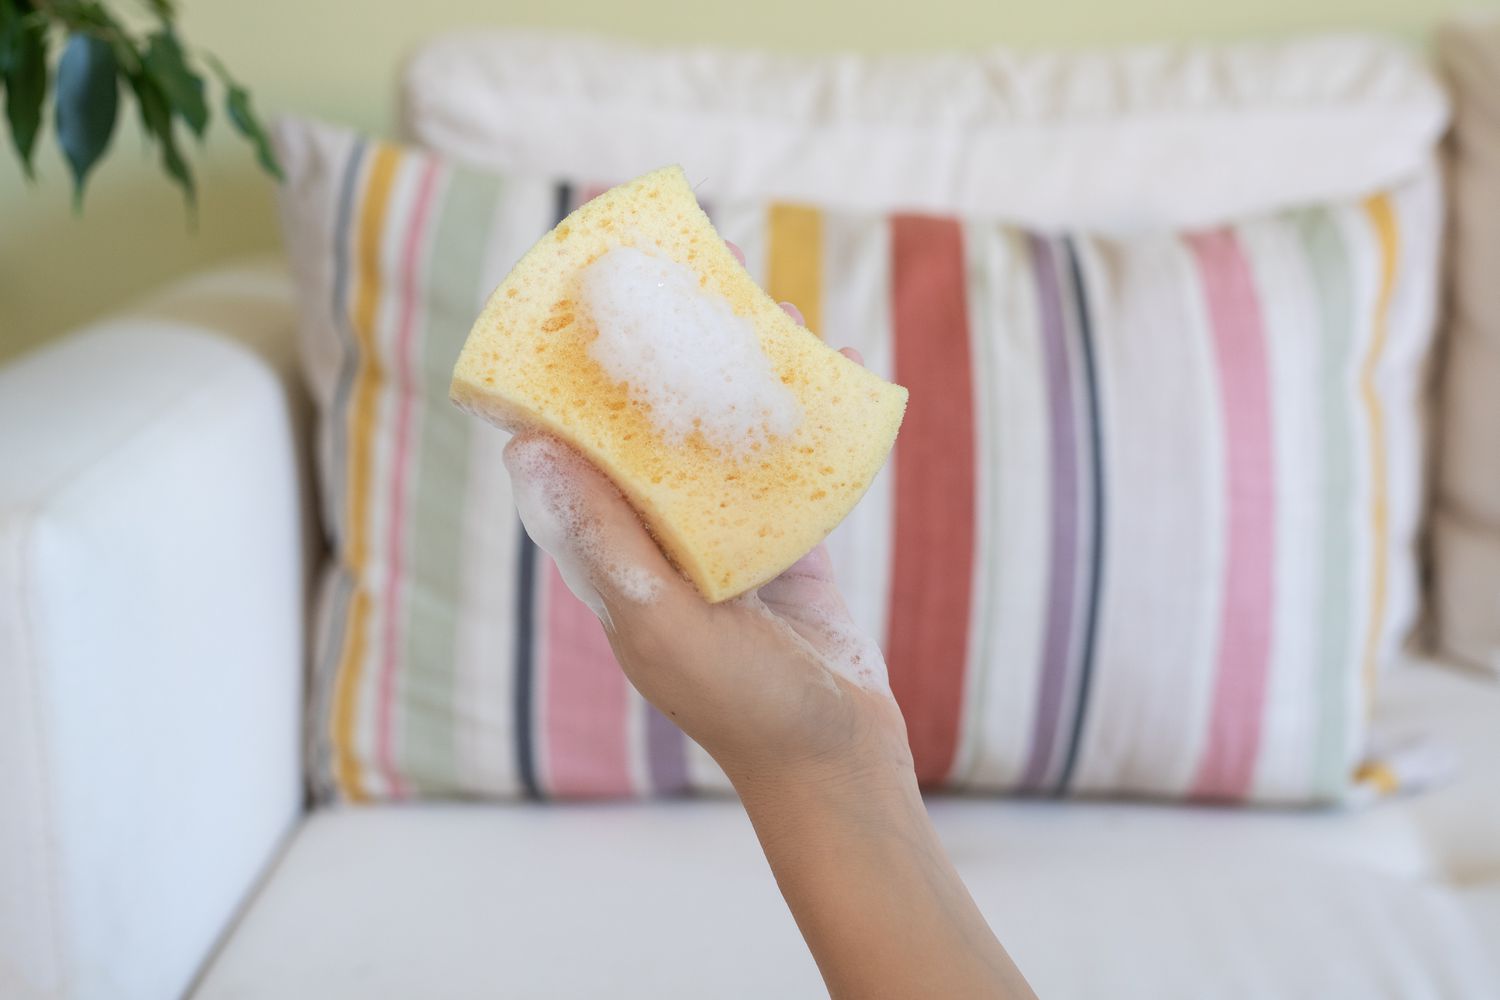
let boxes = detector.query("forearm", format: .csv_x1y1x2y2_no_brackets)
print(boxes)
734,761,1035,1000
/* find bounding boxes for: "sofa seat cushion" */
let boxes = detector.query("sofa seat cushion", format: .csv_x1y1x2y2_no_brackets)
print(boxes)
1374,660,1500,884
194,667,1500,999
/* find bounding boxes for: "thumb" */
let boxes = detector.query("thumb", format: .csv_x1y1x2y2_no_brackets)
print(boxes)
503,432,697,626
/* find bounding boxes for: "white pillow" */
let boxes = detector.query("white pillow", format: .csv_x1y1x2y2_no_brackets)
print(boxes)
401,30,1447,231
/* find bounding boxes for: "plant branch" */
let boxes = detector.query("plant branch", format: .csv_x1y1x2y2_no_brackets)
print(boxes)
2,0,277,210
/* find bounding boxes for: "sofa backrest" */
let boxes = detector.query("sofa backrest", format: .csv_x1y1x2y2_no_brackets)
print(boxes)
401,31,1447,231
1432,16,1500,676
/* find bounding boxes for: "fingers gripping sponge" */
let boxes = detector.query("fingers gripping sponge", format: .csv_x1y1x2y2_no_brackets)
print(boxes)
450,166,908,602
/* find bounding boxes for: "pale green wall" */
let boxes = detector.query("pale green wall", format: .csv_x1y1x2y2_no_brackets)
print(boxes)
0,0,1489,360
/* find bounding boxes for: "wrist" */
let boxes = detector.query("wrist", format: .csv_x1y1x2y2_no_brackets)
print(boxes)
719,704,918,810
713,682,914,785
726,733,925,847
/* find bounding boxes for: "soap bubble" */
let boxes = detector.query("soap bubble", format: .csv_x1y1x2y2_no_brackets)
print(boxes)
581,247,802,453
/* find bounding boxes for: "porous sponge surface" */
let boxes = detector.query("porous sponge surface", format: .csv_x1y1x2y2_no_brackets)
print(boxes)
451,166,908,602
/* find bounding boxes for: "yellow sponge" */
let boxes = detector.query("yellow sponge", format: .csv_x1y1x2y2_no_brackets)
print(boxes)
451,166,907,602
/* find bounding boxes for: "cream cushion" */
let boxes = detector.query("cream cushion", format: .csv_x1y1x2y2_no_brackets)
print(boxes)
402,31,1447,230
193,661,1500,999
1433,17,1500,675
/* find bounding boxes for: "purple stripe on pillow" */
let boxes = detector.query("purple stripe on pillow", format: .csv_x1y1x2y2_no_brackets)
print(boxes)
1019,235,1078,792
646,709,690,794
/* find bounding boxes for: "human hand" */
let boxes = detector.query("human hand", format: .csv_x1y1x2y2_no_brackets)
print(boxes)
503,244,911,791
504,258,1032,998
502,398,911,795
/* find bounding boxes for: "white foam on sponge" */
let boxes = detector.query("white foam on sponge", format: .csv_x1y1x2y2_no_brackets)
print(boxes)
580,247,802,453
504,434,662,628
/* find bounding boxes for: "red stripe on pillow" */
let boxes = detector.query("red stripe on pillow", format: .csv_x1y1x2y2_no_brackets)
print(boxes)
887,214,977,787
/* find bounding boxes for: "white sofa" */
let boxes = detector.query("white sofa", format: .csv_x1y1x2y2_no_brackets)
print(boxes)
1,261,1497,1000
6,29,1500,1000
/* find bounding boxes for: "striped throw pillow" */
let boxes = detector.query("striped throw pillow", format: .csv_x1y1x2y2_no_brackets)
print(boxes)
275,117,1441,805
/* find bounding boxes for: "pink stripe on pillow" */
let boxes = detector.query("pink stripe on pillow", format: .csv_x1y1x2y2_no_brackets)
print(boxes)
541,564,634,797
376,156,444,799
1187,230,1277,802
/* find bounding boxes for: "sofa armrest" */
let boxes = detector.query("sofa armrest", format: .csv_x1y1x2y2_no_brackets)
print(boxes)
0,260,313,1000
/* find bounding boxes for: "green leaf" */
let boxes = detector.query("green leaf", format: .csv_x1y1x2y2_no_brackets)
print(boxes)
76,4,143,75
3,6,46,178
142,29,207,139
55,33,118,207
0,1,18,79
225,82,279,179
128,68,193,207
138,0,175,22
204,52,280,180
127,66,166,138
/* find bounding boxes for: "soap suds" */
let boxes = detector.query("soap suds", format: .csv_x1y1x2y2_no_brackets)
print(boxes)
506,433,886,696
580,247,802,453
504,434,662,627
606,562,663,605
750,553,892,695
